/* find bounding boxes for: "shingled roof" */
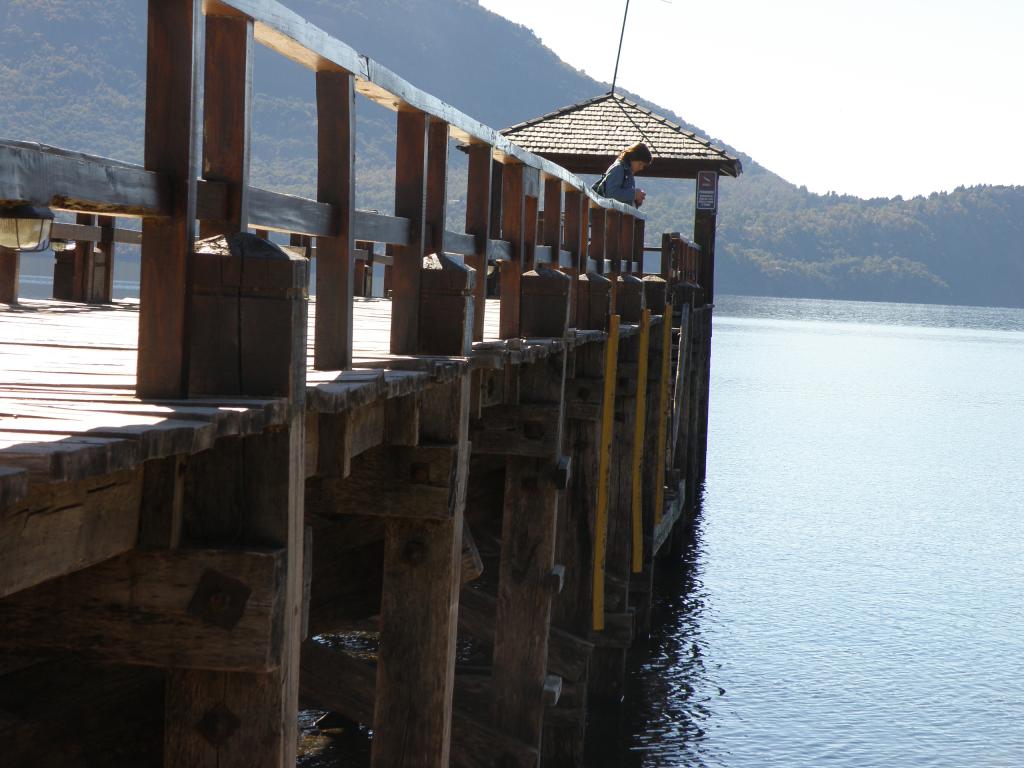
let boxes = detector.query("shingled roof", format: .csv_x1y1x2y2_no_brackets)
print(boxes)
500,93,742,179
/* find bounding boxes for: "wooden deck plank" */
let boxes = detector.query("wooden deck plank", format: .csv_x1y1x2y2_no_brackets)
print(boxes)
0,297,628,486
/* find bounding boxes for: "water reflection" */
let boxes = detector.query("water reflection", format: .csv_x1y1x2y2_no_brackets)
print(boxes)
586,500,725,768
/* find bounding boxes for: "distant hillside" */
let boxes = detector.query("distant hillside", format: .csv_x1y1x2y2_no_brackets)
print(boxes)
2,0,1021,307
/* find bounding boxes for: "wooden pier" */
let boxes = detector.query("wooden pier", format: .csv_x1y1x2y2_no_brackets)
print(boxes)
0,2,718,765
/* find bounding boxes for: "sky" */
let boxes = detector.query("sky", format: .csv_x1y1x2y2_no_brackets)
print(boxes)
478,0,1024,200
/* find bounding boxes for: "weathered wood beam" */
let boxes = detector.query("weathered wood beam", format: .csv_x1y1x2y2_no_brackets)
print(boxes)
0,469,142,599
200,13,253,237
373,376,470,767
0,140,165,215
457,588,593,683
491,355,567,750
499,163,525,339
207,2,646,215
307,444,459,520
0,246,18,304
0,548,285,671
390,110,429,355
136,0,203,398
469,403,562,458
464,143,493,342
300,640,538,768
314,69,356,370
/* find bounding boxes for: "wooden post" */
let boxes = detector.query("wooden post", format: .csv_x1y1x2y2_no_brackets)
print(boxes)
618,214,633,274
55,213,96,302
465,143,492,342
167,232,307,768
632,219,646,275
589,206,605,274
693,207,717,487
543,177,563,257
523,194,539,271
604,210,619,314
499,162,525,339
630,309,651,574
137,0,204,398
314,69,356,370
563,189,586,328
659,232,672,281
200,13,252,238
373,376,470,767
0,246,18,304
88,215,116,303
425,120,449,256
390,110,429,354
491,354,567,751
592,314,619,630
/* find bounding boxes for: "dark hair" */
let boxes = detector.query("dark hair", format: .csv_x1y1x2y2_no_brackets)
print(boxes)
617,142,653,165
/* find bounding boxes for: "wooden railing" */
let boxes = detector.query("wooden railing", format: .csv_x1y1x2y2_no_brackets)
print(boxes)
0,0,663,400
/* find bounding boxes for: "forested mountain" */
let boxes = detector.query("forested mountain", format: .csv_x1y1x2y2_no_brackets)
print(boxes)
2,0,1021,306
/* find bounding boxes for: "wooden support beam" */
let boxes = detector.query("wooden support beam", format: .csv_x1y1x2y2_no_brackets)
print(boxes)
631,309,651,574
300,640,538,768
631,219,645,274
469,403,562,458
425,119,449,255
520,265,571,339
542,177,563,255
314,69,356,370
373,376,470,767
465,144,493,342
499,163,525,339
0,246,18,304
420,253,475,356
653,303,674,527
660,232,672,281
200,13,252,237
307,444,460,520
88,215,116,303
617,273,646,323
457,588,593,683
390,110,429,355
562,190,586,327
491,354,567,750
138,454,186,549
187,234,308,399
168,424,306,768
592,315,619,631
553,346,605,641
618,214,633,274
0,140,164,216
0,548,285,671
523,194,539,271
137,0,204,398
0,469,142,599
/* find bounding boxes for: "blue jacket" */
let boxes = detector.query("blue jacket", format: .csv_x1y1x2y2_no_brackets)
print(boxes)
599,160,635,205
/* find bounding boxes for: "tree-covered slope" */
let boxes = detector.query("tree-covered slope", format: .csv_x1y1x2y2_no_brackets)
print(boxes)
2,0,1021,306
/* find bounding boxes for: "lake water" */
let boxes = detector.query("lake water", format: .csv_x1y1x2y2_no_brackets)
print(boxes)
591,295,1024,767
15,273,1022,766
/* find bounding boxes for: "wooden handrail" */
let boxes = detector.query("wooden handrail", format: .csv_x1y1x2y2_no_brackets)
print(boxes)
208,0,642,217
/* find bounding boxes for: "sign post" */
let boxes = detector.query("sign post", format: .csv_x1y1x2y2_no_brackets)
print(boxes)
696,170,718,213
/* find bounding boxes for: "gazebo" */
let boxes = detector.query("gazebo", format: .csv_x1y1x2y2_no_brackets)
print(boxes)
501,91,741,515
501,92,741,179
500,91,740,298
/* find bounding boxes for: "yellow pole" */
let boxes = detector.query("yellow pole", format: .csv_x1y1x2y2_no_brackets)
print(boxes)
654,302,673,526
592,314,620,631
631,309,650,574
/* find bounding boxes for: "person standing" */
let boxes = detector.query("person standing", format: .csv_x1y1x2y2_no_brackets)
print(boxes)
594,142,652,208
